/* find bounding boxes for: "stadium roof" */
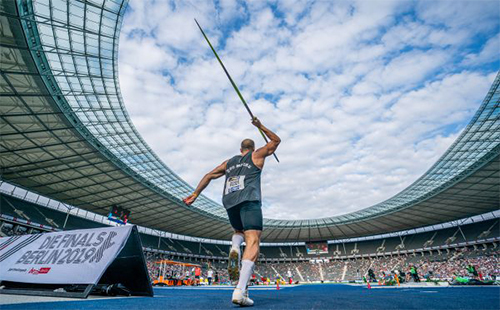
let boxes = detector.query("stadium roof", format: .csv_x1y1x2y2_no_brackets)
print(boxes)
0,0,498,242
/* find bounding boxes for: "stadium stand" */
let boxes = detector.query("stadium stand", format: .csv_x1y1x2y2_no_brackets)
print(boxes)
1,192,498,276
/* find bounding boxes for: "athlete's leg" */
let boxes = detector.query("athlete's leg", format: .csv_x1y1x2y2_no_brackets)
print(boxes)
240,201,263,262
232,230,245,252
235,202,263,289
227,206,245,282
232,202,262,306
229,230,245,281
233,229,261,306
236,230,261,289
242,230,262,262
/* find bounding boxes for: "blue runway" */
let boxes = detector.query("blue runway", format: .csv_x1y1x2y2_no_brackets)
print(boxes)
1,284,499,309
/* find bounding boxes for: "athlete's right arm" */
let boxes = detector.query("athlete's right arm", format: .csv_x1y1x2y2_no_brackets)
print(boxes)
252,117,281,162
183,160,227,206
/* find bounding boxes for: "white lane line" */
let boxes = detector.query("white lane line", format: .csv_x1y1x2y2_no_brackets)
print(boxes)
154,285,298,290
155,287,286,290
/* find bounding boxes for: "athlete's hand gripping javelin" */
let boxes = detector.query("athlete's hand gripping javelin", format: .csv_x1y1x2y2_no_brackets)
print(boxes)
251,117,262,128
250,117,281,159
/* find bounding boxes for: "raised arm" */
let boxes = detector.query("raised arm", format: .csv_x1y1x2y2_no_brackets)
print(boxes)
183,160,227,205
252,117,281,168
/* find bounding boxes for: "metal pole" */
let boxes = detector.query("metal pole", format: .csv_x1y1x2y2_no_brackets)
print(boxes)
63,208,71,229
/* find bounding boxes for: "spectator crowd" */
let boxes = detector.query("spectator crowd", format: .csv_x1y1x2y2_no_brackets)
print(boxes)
144,249,499,285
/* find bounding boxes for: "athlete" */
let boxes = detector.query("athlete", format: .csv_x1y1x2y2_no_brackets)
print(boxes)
183,117,280,307
207,268,214,285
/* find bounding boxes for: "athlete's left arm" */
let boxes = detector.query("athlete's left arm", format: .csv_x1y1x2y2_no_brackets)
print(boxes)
183,160,227,205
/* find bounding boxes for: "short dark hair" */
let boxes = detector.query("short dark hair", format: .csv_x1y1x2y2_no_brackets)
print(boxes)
241,139,255,151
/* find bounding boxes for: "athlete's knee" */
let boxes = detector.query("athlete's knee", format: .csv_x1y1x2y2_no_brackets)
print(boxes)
244,229,261,237
246,238,259,248
242,242,260,262
244,231,260,244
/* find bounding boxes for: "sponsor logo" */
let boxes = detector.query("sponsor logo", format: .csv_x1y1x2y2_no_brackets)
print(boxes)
28,267,51,275
7,268,27,272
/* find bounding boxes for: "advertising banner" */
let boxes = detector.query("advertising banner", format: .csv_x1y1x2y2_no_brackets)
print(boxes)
0,225,132,284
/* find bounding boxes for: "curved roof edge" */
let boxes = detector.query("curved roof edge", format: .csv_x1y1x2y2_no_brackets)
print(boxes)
17,0,227,222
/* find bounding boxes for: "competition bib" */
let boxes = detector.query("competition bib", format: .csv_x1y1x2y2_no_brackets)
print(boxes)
225,175,245,195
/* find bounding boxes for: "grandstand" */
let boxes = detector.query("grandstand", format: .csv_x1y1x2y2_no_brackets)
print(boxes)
0,0,499,309
1,190,498,270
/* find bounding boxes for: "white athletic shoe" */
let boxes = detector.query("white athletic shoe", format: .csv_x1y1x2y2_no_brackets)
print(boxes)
228,249,240,281
232,288,254,307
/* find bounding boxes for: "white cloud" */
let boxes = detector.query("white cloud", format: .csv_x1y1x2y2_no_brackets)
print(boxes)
118,0,499,220
462,33,500,67
415,0,499,33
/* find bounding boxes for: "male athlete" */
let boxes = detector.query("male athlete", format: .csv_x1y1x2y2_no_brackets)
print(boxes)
183,117,280,306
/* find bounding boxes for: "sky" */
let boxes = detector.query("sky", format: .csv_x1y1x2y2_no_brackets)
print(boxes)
118,0,499,220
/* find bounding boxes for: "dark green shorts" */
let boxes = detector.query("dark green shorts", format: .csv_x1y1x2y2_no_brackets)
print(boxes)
226,201,263,231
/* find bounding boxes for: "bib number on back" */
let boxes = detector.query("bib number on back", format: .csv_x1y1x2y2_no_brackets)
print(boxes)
225,175,245,195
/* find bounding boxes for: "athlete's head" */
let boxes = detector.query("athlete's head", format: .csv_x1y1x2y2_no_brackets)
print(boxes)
240,139,255,153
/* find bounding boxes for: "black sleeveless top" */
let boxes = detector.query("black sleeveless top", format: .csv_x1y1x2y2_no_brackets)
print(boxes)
222,152,262,209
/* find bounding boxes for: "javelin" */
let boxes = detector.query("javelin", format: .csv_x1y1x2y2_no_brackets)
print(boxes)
194,19,280,163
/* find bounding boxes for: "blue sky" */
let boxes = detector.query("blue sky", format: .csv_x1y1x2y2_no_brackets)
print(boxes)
118,0,499,220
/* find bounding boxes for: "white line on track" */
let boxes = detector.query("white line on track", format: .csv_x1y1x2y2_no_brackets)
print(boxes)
0,294,135,305
154,285,298,290
155,287,280,290
370,285,496,289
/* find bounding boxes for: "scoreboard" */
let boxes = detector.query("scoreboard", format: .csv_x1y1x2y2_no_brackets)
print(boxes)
108,205,130,225
305,241,328,254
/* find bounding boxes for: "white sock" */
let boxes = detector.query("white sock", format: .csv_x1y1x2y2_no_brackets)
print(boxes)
236,260,254,291
231,234,244,253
